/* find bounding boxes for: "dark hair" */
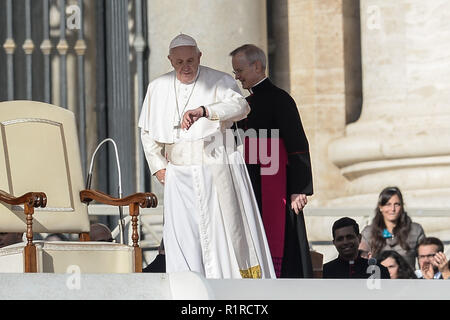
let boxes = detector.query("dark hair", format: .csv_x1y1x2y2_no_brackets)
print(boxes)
417,237,444,253
379,250,417,279
332,217,359,240
370,186,411,257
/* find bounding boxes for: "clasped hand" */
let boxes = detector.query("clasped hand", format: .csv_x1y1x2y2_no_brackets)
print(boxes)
421,252,450,279
290,193,308,214
181,107,206,130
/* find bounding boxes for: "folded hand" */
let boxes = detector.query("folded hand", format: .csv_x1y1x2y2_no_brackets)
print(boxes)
290,193,308,214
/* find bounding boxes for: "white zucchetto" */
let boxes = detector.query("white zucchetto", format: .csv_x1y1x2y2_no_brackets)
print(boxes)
169,33,197,50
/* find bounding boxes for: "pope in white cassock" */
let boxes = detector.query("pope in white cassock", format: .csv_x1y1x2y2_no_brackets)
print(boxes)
138,34,275,279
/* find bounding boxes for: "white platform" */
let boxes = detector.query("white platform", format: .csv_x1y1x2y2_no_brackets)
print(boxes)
1,272,449,300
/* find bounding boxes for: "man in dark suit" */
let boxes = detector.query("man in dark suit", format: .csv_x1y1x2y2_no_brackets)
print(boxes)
324,217,390,279
230,44,313,278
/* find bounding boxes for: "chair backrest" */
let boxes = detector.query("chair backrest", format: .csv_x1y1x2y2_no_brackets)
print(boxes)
0,101,90,233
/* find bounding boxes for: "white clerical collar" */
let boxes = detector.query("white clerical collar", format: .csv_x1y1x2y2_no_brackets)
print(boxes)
249,76,267,94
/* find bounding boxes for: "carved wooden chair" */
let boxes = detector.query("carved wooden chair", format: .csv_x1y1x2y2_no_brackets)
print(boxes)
0,100,157,273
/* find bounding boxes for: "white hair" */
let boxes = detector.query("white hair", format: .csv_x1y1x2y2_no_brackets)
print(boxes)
229,44,266,70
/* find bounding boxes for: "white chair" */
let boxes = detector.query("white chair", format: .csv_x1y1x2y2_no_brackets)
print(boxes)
0,100,157,273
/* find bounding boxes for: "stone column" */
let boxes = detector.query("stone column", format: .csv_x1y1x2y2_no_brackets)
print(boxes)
146,0,267,197
272,0,361,205
329,0,450,207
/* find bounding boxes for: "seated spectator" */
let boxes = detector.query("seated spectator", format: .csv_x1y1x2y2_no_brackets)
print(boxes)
359,186,425,269
323,217,390,279
379,250,417,279
89,223,114,242
0,232,23,248
415,237,449,279
44,233,69,241
441,258,450,280
143,239,165,273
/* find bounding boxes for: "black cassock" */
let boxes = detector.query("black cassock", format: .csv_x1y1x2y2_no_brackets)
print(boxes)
236,78,314,278
323,256,390,279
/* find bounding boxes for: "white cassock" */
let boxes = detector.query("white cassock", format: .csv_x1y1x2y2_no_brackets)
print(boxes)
138,65,275,279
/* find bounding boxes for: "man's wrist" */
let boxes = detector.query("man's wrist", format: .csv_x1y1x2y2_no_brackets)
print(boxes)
200,106,206,117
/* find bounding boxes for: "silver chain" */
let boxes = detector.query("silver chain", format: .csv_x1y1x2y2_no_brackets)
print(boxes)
174,69,200,126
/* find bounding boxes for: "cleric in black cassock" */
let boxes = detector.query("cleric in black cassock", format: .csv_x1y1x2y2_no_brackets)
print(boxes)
230,44,314,278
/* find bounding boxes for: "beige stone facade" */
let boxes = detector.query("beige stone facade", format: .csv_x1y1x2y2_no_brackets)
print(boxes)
141,0,450,263
281,0,450,262
45,0,447,264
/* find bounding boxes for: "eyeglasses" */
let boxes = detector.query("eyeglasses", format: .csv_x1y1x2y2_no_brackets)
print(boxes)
418,253,436,260
232,69,244,76
232,62,255,76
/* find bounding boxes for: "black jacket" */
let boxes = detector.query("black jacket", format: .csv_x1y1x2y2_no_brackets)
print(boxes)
323,255,390,279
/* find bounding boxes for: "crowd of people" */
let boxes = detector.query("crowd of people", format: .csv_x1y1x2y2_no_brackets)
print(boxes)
323,187,450,280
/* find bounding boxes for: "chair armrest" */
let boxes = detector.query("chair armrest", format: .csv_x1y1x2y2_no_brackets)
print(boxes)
0,190,47,271
0,189,47,208
80,189,158,271
79,189,158,208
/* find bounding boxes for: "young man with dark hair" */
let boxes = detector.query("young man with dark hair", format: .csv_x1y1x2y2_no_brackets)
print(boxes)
323,217,390,279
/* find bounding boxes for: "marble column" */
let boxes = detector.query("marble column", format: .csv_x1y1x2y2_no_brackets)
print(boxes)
329,0,450,207
271,0,360,205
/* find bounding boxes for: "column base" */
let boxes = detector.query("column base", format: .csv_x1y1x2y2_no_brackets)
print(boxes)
328,115,450,207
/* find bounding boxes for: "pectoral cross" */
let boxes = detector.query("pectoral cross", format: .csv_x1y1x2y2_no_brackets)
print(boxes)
174,122,182,139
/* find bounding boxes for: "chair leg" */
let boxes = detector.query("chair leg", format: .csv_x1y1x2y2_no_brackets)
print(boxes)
24,244,37,272
129,202,142,272
79,232,90,241
24,203,37,272
134,247,142,272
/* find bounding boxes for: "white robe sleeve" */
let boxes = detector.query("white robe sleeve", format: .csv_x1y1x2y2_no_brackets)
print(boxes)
205,74,250,122
141,129,168,175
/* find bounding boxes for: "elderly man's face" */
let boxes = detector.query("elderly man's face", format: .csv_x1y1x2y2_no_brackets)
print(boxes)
231,52,259,90
168,46,201,84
